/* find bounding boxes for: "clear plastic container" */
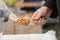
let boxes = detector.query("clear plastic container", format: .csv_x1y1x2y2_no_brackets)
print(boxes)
11,22,43,34
0,0,43,34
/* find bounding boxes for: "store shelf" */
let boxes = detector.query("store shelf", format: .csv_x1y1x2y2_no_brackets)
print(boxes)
14,1,45,7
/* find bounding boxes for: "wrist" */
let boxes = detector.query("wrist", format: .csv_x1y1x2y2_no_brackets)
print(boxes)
41,6,51,11
42,6,52,19
40,6,52,19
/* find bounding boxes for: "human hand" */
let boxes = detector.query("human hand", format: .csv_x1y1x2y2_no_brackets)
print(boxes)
31,6,52,25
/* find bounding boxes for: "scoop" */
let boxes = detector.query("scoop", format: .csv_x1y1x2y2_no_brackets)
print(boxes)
12,16,46,26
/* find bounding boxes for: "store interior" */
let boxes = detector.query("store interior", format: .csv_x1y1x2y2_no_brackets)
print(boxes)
0,0,60,40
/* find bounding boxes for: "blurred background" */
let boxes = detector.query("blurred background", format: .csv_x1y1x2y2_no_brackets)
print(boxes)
0,0,60,40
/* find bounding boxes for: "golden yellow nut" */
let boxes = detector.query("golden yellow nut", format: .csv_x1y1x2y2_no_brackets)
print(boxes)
13,18,30,26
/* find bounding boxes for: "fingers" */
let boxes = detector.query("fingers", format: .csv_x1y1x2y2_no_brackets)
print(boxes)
31,9,42,21
32,17,46,25
39,18,46,25
32,21,38,25
31,11,38,20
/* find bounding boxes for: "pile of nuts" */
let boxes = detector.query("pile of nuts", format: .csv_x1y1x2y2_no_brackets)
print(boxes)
13,18,30,26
